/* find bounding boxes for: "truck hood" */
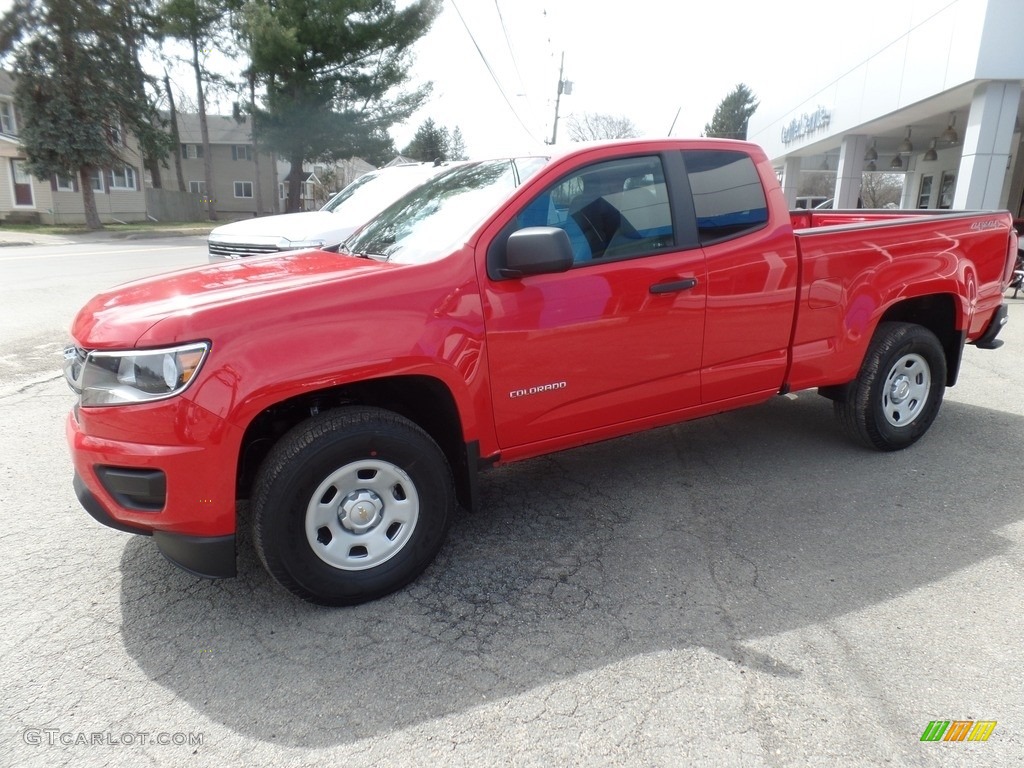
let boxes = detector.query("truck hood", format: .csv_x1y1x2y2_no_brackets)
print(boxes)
71,250,392,348
208,211,353,245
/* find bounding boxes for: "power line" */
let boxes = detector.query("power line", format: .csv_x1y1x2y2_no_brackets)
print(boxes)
448,0,542,145
493,0,524,95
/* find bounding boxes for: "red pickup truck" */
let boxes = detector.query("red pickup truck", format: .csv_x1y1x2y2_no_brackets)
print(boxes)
64,139,1016,605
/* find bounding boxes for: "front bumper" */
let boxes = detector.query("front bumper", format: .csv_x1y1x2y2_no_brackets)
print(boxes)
66,397,241,580
74,473,235,578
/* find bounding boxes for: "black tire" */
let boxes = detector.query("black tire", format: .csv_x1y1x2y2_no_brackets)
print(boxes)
252,406,455,605
834,322,947,451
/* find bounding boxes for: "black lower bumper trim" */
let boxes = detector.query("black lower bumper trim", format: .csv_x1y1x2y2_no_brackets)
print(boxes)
75,473,152,536
154,531,236,579
74,472,235,579
974,304,1008,350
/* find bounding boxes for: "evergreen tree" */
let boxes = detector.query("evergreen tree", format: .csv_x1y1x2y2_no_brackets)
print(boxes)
242,0,440,212
402,118,448,162
0,0,164,229
402,119,470,162
448,126,467,160
704,83,759,140
359,128,399,167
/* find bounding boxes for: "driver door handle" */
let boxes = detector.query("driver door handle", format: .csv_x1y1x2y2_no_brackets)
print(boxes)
650,277,698,294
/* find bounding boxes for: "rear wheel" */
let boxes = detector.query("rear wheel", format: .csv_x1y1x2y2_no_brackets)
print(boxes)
835,322,947,451
252,406,455,605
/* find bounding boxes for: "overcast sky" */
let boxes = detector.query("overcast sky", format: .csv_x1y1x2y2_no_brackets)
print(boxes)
398,0,960,156
0,0,959,159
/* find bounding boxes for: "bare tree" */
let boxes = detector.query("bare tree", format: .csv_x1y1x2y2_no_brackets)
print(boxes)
164,72,186,191
566,112,640,142
160,0,229,221
798,172,837,198
861,172,903,208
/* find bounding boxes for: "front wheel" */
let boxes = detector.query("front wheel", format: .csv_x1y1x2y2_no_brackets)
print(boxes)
835,322,947,451
252,406,455,605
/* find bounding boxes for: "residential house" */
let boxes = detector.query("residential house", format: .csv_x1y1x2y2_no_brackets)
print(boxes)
277,156,376,211
174,113,278,219
0,70,148,225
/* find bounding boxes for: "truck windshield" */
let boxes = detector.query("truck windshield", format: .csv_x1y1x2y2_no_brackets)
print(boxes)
344,157,548,265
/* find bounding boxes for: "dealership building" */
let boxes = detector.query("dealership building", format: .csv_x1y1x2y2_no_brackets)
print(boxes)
747,0,1024,215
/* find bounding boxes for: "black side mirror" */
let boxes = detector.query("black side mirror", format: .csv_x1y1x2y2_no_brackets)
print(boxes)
499,226,574,278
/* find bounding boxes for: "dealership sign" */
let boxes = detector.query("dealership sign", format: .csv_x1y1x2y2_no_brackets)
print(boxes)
781,106,831,144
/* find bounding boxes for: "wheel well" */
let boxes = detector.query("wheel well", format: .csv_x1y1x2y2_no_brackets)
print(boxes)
236,376,473,509
878,294,963,386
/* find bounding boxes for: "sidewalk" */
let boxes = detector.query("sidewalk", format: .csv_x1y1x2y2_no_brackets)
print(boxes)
0,224,216,247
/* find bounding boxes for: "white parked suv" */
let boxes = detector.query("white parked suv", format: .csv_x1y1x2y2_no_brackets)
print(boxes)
207,162,453,262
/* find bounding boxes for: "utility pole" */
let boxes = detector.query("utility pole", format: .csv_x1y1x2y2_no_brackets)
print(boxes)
550,52,572,144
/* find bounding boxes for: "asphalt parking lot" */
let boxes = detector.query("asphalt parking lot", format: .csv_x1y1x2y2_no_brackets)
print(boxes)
1,238,1022,767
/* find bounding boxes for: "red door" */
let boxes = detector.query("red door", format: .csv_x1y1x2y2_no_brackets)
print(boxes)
11,160,34,207
481,153,707,451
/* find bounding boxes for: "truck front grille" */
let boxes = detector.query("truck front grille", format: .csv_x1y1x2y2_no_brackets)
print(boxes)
207,241,282,259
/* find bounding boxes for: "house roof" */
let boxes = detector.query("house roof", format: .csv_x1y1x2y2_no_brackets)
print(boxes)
283,169,324,185
173,113,255,145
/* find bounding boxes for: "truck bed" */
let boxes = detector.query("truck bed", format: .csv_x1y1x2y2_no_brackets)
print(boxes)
785,208,1014,392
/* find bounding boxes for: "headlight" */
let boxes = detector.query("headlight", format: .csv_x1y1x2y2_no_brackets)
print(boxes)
277,237,326,250
64,342,210,407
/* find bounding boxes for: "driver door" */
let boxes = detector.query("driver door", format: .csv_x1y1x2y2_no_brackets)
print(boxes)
481,153,707,451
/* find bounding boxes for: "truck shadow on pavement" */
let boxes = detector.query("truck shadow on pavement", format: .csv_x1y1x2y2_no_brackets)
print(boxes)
117,391,1023,746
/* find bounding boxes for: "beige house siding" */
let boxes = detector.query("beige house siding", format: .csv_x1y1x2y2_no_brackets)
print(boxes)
175,115,277,219
0,138,50,222
0,73,149,225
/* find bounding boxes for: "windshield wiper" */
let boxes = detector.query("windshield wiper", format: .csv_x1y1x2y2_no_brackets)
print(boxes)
336,243,373,259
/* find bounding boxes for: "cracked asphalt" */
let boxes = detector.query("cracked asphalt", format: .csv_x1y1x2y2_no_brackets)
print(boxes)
1,238,1022,767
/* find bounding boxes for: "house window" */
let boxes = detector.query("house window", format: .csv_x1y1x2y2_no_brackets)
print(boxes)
234,181,253,198
189,180,206,194
54,174,75,191
110,165,137,190
89,168,104,192
231,144,252,161
107,121,125,146
180,143,204,159
0,101,16,134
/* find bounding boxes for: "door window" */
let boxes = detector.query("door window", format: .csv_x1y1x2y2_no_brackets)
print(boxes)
511,155,674,264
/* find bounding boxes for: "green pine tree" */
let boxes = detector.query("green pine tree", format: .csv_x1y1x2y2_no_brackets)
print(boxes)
402,118,449,162
0,0,168,229
704,83,759,140
242,0,441,212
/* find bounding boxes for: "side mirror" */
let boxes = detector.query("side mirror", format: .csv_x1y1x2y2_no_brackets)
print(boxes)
500,226,574,278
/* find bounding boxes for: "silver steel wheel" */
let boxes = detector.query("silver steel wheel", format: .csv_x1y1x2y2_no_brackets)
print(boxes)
881,352,930,427
304,458,420,571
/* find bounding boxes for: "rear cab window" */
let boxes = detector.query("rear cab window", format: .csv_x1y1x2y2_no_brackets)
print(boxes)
680,149,768,244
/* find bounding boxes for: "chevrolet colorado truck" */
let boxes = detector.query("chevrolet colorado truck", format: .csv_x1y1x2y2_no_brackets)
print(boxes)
64,139,1016,605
